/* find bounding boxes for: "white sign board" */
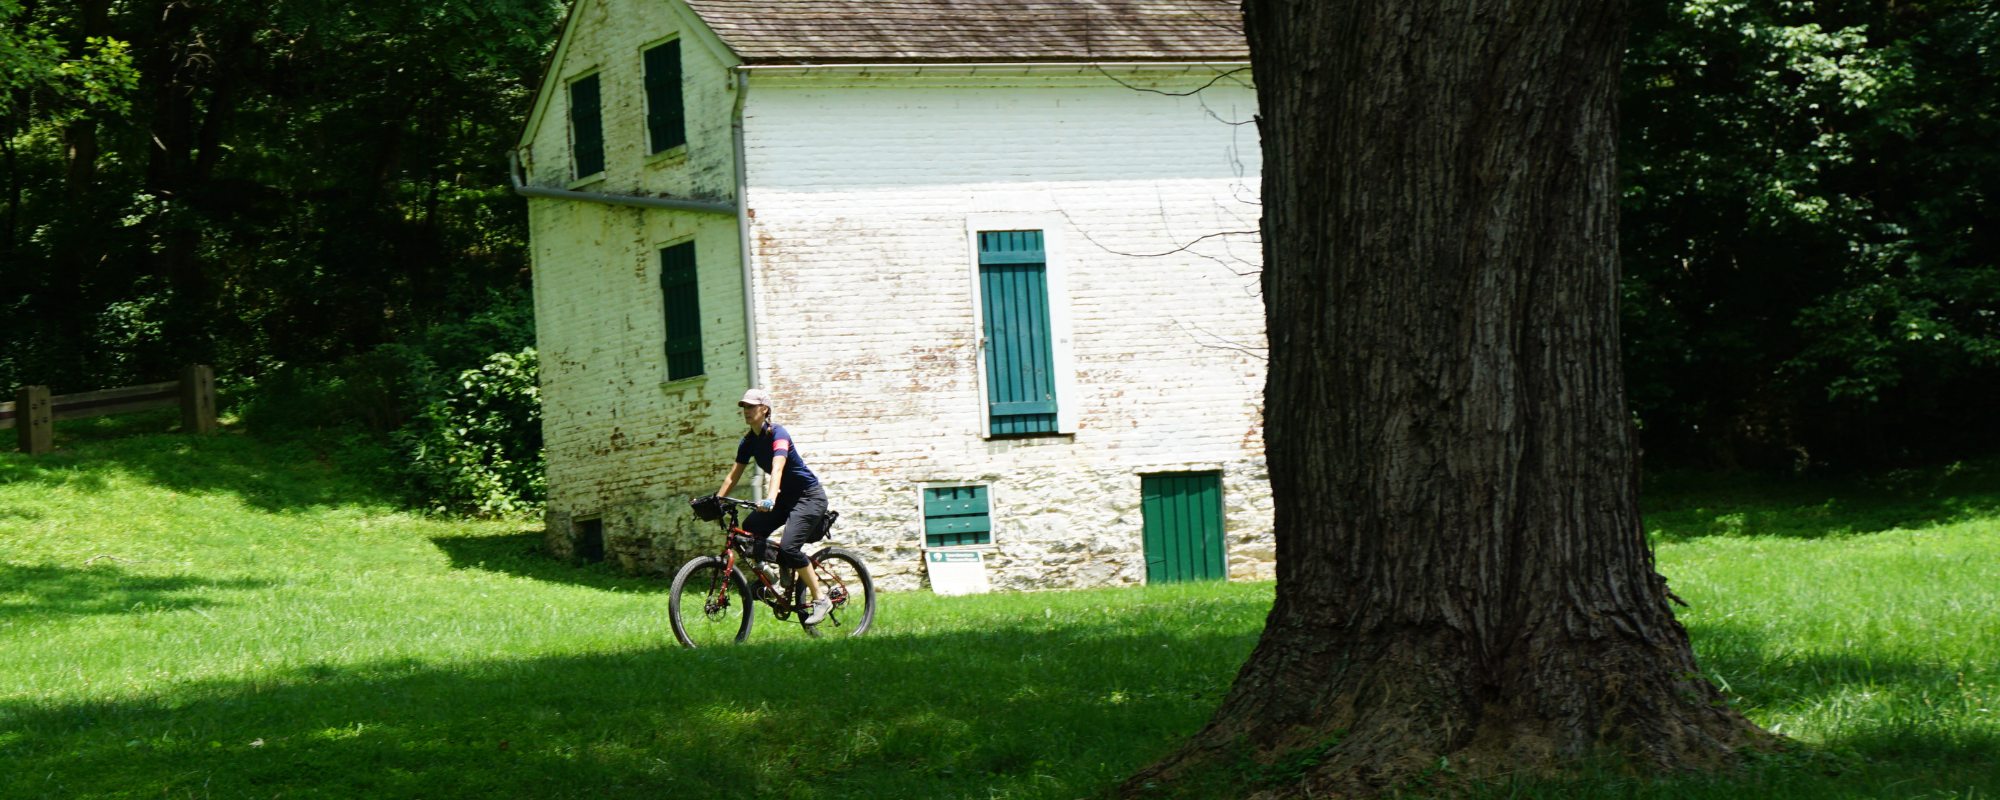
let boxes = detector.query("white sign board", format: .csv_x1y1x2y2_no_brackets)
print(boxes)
925,550,991,596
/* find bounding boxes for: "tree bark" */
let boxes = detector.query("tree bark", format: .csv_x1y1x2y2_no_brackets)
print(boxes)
1125,0,1770,796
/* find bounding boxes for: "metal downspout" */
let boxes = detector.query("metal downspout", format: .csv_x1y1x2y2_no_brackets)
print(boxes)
732,68,760,390
507,151,736,215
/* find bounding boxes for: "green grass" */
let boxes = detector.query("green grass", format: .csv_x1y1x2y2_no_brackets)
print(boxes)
2,419,1996,798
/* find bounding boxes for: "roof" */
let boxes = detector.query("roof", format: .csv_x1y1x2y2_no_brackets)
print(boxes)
679,0,1248,64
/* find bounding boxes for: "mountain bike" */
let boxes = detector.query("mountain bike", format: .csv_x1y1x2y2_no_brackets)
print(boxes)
668,494,877,647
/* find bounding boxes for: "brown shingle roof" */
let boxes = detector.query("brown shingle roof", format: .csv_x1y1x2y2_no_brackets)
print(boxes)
681,0,1247,64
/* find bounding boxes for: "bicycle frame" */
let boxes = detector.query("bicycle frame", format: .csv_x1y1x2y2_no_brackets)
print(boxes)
700,497,852,618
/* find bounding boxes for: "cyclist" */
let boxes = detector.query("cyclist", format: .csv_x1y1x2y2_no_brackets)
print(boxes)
714,388,832,625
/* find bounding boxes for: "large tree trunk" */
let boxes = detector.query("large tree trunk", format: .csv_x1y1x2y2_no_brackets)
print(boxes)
1126,0,1769,795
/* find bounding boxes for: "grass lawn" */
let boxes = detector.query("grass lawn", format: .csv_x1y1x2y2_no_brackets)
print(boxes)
2,417,1996,798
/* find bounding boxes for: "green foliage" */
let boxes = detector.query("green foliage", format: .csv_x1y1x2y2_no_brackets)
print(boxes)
0,0,137,119
0,0,561,397
395,348,545,517
234,287,543,516
0,0,562,515
1623,0,2000,468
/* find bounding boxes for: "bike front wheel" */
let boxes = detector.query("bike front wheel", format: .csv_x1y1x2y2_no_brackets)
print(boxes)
801,547,876,638
668,555,755,648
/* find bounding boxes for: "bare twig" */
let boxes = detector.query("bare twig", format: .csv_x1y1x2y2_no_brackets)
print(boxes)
1091,65,1251,97
1175,319,1269,361
1071,227,1260,259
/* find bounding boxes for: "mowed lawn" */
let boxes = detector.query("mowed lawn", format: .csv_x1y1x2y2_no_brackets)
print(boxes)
2,421,1996,799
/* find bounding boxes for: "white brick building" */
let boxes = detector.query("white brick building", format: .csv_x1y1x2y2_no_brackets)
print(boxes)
513,0,1271,591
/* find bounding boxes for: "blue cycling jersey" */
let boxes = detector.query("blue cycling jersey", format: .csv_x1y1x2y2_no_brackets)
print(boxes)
735,423,821,498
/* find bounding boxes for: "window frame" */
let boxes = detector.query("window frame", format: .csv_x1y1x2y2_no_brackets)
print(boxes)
566,68,606,184
963,215,1079,438
918,482,998,550
639,35,688,157
658,237,705,382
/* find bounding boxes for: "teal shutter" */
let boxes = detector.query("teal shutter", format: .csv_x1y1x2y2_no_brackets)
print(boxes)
660,243,704,380
1141,473,1227,583
569,73,604,177
643,41,686,153
978,231,1059,436
924,486,991,547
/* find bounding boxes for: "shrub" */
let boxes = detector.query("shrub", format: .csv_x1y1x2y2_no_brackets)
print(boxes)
394,348,545,517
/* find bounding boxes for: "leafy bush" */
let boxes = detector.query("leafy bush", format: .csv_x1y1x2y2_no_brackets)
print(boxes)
394,348,544,517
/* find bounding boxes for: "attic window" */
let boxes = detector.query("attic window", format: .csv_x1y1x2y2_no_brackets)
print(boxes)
569,72,605,179
643,40,686,153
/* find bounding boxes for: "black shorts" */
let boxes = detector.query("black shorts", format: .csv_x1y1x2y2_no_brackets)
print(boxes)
740,485,828,569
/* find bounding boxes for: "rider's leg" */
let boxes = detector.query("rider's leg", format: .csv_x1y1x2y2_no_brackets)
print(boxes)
777,492,829,603
798,564,825,602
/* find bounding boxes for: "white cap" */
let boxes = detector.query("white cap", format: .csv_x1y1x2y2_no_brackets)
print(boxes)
738,388,773,409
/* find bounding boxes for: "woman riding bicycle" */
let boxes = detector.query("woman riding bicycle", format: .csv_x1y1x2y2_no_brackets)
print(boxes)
714,388,832,625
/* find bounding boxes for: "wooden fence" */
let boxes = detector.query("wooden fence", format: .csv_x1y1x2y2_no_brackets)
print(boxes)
0,365,217,455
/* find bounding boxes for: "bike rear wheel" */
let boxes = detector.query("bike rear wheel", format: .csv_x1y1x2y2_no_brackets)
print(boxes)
800,547,876,638
668,556,754,648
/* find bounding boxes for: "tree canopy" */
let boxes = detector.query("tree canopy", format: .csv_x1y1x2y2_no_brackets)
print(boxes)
1621,0,2000,468
1,0,1994,501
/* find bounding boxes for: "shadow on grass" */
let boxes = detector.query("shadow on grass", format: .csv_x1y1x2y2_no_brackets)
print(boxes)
1688,619,1986,721
1642,459,2000,542
0,562,270,619
0,622,1259,799
429,530,662,592
1605,618,2000,799
3,590,1990,800
0,413,405,515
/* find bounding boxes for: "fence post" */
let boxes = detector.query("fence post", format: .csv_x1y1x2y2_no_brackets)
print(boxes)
180,364,217,435
17,385,52,455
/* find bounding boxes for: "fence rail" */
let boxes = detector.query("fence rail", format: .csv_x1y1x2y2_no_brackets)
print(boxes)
2,365,217,455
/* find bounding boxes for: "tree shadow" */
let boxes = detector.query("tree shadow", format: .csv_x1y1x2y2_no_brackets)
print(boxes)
0,423,406,515
0,623,1262,799
1666,618,2000,793
428,530,662,591
0,562,270,619
1642,461,2000,541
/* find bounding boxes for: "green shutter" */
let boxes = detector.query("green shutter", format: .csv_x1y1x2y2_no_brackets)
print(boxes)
1142,473,1226,583
643,40,686,153
979,230,1058,436
924,486,991,547
569,73,604,177
661,242,704,380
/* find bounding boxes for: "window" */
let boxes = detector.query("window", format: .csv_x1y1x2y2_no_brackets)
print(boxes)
569,72,604,178
978,230,1059,436
660,242,704,380
643,40,686,153
1141,472,1227,583
923,485,991,548
573,517,605,563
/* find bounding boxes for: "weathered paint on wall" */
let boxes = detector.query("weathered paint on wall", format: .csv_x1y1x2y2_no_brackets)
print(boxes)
522,2,1274,588
737,69,1272,590
524,0,751,571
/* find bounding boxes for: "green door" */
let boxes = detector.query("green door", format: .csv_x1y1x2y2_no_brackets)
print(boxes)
1141,472,1227,583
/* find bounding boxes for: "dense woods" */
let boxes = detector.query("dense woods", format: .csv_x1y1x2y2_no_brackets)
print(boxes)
3,0,1996,511
2,0,558,512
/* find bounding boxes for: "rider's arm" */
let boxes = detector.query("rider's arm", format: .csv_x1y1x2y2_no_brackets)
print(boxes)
716,461,747,498
765,454,787,506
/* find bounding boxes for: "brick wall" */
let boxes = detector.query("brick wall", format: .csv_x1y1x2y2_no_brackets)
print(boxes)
523,4,1273,589
523,0,752,573
739,68,1272,590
